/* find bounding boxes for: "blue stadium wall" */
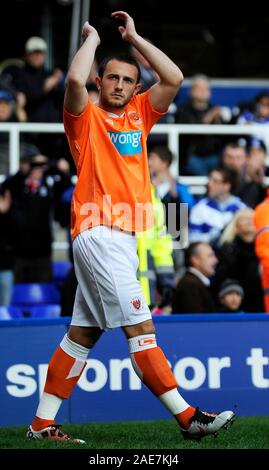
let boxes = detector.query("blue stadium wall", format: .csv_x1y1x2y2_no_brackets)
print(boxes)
1,314,269,426
175,82,269,107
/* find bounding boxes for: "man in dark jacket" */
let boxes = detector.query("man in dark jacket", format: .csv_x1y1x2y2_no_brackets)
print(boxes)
174,75,225,175
172,242,218,313
4,36,64,123
2,152,54,282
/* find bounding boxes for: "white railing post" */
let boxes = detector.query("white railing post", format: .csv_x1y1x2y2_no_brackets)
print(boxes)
168,127,180,178
9,125,20,174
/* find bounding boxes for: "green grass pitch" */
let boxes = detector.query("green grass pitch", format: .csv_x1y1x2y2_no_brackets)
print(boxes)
0,417,269,449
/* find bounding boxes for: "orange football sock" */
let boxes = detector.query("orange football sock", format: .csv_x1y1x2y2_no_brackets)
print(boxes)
44,345,86,398
129,334,195,429
32,416,55,432
175,406,196,429
132,345,178,396
31,343,87,430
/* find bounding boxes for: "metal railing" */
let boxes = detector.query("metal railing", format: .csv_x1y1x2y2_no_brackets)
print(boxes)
1,121,268,251
1,121,269,193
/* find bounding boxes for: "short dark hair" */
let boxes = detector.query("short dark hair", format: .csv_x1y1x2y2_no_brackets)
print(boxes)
150,146,173,167
98,54,141,84
210,166,239,193
185,242,204,267
222,140,247,154
255,90,269,103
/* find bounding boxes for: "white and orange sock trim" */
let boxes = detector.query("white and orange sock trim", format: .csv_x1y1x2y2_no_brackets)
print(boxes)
128,333,195,429
32,334,90,431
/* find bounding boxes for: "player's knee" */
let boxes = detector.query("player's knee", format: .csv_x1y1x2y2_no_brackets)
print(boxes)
68,325,102,348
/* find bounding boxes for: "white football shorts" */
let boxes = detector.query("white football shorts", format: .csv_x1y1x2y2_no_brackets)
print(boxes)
71,226,152,330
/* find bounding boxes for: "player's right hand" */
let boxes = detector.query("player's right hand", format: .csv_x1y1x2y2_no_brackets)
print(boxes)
81,22,101,46
111,11,137,42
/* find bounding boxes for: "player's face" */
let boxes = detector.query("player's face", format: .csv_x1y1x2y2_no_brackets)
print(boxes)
97,60,141,113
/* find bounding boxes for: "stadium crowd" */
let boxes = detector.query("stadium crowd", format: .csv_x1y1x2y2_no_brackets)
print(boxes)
1,35,269,317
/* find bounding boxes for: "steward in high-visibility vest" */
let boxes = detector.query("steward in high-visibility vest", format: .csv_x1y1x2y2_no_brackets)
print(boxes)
254,191,269,312
137,185,175,308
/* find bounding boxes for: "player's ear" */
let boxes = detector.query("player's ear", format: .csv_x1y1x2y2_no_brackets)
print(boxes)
133,83,142,95
95,76,101,91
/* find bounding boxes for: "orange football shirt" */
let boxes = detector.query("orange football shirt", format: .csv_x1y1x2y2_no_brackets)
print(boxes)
63,91,166,240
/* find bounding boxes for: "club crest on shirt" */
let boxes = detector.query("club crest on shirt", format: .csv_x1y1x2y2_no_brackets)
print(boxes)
128,111,142,124
130,297,143,311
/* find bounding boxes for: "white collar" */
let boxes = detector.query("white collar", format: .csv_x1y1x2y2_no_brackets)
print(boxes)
106,111,125,118
96,103,125,118
188,267,211,286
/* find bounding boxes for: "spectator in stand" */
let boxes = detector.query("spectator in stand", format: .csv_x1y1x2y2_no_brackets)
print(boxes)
215,208,264,313
148,145,194,279
172,242,217,314
221,139,266,208
189,167,246,245
221,140,247,176
217,279,244,313
148,146,195,233
174,74,229,175
236,91,269,155
45,157,73,228
3,36,64,123
0,85,27,173
235,141,267,208
0,78,26,123
2,151,54,282
2,36,66,160
237,90,269,125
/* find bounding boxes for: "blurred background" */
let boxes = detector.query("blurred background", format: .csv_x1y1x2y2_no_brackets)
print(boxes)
1,0,269,77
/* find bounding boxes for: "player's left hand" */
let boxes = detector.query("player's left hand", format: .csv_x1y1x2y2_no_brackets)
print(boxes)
111,11,137,42
81,22,101,46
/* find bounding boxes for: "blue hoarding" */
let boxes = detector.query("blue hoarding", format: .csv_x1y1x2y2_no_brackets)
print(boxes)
1,314,269,426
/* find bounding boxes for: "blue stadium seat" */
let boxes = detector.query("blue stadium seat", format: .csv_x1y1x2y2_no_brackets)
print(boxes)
52,261,72,285
0,305,23,319
11,283,61,307
29,304,61,318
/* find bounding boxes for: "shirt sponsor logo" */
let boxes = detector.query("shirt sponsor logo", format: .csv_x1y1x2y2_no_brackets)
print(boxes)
108,130,142,156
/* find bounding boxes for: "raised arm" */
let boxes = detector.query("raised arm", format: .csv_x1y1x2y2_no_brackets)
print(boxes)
64,22,100,115
111,11,183,112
